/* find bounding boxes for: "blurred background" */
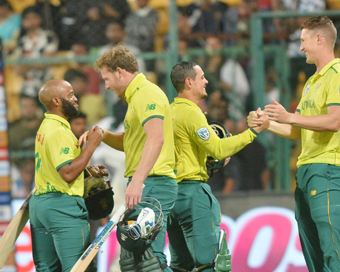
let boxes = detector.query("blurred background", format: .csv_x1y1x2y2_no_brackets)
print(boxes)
1,0,340,271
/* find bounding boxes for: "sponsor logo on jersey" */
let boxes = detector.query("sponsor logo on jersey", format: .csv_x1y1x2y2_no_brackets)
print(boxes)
301,99,315,110
196,127,210,140
303,84,310,97
145,104,156,112
59,147,70,155
315,83,321,91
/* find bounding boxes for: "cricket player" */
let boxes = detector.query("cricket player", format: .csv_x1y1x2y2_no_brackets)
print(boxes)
168,61,269,271
30,79,103,271
248,16,340,271
78,45,177,271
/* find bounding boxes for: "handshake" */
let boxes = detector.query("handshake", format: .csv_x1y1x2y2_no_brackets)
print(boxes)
247,98,290,133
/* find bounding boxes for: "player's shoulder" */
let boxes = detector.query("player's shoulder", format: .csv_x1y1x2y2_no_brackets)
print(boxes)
135,84,169,106
42,118,71,136
185,106,206,125
327,60,340,76
172,100,201,113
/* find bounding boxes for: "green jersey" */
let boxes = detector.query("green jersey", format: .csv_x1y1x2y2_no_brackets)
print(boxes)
171,97,258,183
296,58,340,167
35,113,84,196
123,73,175,179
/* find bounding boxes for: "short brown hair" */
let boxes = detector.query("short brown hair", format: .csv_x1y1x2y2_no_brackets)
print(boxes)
300,16,337,48
170,61,197,93
94,44,139,73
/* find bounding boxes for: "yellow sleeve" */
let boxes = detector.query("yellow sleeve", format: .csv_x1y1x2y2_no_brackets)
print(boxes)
48,129,79,170
187,108,257,160
132,90,166,126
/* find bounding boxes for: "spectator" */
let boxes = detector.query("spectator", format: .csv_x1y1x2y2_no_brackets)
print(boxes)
219,46,251,121
8,95,43,151
11,158,35,199
58,0,87,50
187,0,227,36
257,0,277,35
12,7,59,99
58,0,130,50
20,0,61,40
206,90,229,124
124,0,158,70
272,0,326,94
222,0,256,46
68,111,87,139
234,117,270,191
85,0,131,26
64,68,107,126
0,0,21,55
197,36,227,96
98,21,146,73
164,7,197,48
77,3,108,48
70,43,103,95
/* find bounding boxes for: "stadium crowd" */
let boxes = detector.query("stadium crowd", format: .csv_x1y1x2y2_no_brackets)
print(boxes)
3,0,340,199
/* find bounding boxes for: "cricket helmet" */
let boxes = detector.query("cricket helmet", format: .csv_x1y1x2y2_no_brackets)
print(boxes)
116,197,164,253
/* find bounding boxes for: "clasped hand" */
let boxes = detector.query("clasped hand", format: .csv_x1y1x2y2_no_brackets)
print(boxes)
247,99,290,128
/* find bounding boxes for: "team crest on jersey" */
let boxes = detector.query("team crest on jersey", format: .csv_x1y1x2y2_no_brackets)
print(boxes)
303,84,310,97
315,83,321,91
196,127,210,140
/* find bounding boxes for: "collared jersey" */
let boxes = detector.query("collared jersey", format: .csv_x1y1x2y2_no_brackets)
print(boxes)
296,58,340,167
123,73,175,178
34,113,84,196
171,97,258,183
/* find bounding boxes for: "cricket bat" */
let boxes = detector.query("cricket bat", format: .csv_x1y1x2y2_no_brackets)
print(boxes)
0,186,37,268
70,204,126,272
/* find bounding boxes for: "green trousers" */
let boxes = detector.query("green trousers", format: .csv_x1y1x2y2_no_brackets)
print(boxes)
167,181,221,271
29,193,94,272
295,163,340,272
128,176,178,272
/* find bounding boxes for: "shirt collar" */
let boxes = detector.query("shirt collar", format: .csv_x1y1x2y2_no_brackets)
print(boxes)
174,97,200,108
318,58,340,76
44,113,71,129
125,73,145,103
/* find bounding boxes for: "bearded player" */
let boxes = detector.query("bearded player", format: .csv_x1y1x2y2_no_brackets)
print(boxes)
30,79,103,271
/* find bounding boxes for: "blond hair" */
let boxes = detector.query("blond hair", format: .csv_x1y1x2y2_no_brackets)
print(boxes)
94,44,139,73
300,16,337,48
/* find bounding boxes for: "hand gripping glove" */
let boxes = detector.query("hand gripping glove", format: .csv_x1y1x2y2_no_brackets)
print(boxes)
83,165,114,220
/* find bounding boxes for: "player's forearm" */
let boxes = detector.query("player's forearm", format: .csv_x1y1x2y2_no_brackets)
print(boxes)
287,113,340,132
209,129,256,160
267,121,301,139
102,129,124,151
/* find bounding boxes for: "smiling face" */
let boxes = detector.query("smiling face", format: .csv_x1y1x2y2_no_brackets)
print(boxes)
60,85,79,118
100,66,126,98
191,65,208,99
300,28,319,64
